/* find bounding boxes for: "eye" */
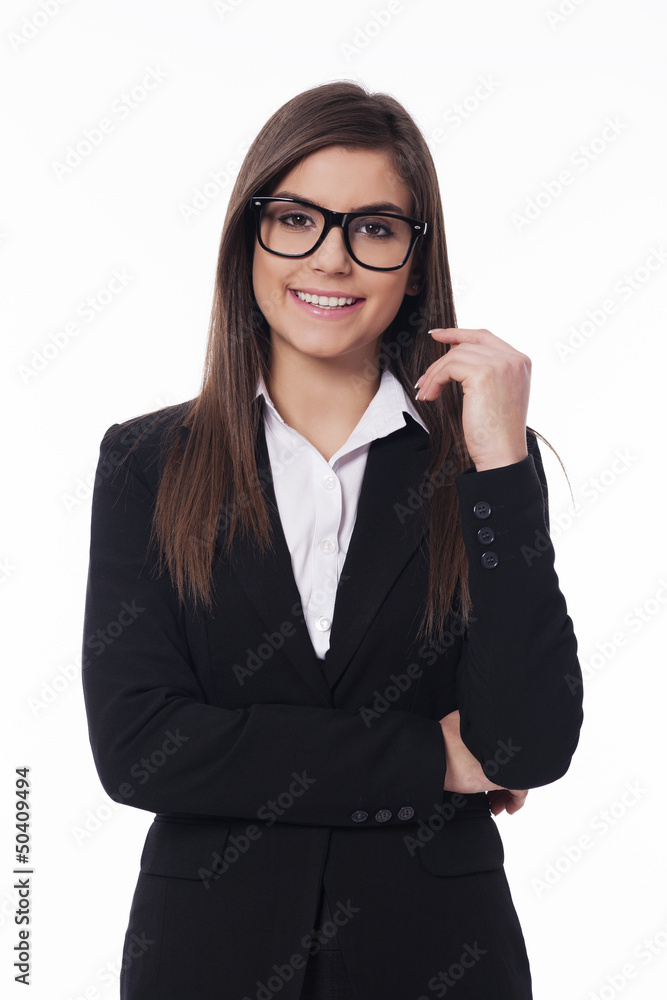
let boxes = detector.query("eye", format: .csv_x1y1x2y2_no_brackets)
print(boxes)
278,211,316,229
352,217,396,240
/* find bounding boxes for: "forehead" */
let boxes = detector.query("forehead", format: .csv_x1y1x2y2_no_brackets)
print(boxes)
269,146,412,215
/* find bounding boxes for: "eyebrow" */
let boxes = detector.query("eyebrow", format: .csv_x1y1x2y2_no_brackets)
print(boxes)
271,190,409,215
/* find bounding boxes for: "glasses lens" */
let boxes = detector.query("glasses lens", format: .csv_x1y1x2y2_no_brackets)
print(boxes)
258,201,413,268
348,214,412,268
259,201,325,256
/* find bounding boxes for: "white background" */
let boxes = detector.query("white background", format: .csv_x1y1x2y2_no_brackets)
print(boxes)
2,1,666,997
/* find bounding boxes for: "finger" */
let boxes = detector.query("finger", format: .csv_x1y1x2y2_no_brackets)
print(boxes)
507,792,527,814
429,327,519,353
415,342,503,385
414,348,498,399
415,356,497,401
487,790,508,815
428,328,486,344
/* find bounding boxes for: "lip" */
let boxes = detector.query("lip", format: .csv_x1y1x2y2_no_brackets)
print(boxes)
288,288,365,320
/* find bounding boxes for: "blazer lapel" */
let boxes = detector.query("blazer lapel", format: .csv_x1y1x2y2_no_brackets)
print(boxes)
179,402,433,701
319,414,432,690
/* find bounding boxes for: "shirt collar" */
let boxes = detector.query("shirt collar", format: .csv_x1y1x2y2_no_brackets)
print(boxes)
255,368,429,445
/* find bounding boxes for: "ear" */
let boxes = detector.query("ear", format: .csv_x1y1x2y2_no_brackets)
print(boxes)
403,249,424,296
404,261,423,297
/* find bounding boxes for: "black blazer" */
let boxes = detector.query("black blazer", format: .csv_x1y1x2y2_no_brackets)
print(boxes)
81,398,583,1000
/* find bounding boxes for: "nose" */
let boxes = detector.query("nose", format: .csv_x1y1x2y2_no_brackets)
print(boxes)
309,223,352,271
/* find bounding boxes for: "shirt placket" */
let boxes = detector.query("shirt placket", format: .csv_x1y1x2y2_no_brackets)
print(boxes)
308,450,343,658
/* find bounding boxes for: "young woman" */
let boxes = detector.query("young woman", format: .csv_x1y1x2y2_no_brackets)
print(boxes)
81,81,584,1000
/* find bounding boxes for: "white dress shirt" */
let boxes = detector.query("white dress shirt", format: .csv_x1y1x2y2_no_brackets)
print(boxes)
255,368,429,660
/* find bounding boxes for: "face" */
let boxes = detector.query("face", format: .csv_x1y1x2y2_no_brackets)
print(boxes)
251,145,422,368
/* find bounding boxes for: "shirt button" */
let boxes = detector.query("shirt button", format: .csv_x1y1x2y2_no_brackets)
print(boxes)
351,810,368,823
375,809,392,823
398,806,415,821
473,501,492,519
481,551,499,569
320,538,336,554
477,527,495,544
322,475,336,490
315,616,331,631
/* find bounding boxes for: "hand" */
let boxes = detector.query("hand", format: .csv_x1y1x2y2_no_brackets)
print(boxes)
486,787,528,816
439,710,528,816
414,328,531,471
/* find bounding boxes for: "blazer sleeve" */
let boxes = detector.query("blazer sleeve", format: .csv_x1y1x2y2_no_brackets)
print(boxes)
81,422,446,828
453,432,584,789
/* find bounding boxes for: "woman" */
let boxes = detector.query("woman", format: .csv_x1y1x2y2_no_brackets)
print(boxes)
81,80,584,1000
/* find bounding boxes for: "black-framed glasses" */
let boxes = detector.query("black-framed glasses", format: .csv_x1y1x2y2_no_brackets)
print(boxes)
248,195,428,271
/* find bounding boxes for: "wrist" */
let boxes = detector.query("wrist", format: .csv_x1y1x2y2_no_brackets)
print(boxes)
473,448,528,472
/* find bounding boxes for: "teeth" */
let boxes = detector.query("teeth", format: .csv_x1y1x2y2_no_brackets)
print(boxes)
294,290,358,308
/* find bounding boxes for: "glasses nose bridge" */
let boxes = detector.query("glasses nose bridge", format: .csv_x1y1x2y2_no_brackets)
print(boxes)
314,207,351,258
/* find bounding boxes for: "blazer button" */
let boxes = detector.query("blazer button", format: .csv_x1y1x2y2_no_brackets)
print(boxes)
398,806,415,821
375,809,392,823
481,550,499,569
351,810,368,823
473,501,491,519
477,526,495,544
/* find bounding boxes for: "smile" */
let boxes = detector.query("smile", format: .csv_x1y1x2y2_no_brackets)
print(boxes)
292,289,360,308
288,288,365,320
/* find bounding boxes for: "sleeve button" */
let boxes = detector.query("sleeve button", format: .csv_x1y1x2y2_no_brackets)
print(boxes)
351,810,369,822
398,806,415,821
477,527,495,544
473,501,492,519
375,809,392,823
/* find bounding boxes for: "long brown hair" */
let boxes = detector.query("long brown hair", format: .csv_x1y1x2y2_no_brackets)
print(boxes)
107,80,568,643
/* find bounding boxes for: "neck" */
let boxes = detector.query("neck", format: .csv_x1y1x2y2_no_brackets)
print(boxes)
265,341,382,432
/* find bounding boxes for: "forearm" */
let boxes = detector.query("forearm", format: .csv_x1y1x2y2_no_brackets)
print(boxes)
453,439,584,788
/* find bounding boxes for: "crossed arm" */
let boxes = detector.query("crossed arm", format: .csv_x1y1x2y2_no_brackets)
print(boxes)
439,709,528,816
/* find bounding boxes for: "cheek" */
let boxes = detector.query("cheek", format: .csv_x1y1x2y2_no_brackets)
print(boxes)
376,278,410,313
254,255,289,291
252,257,278,309
251,252,265,293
